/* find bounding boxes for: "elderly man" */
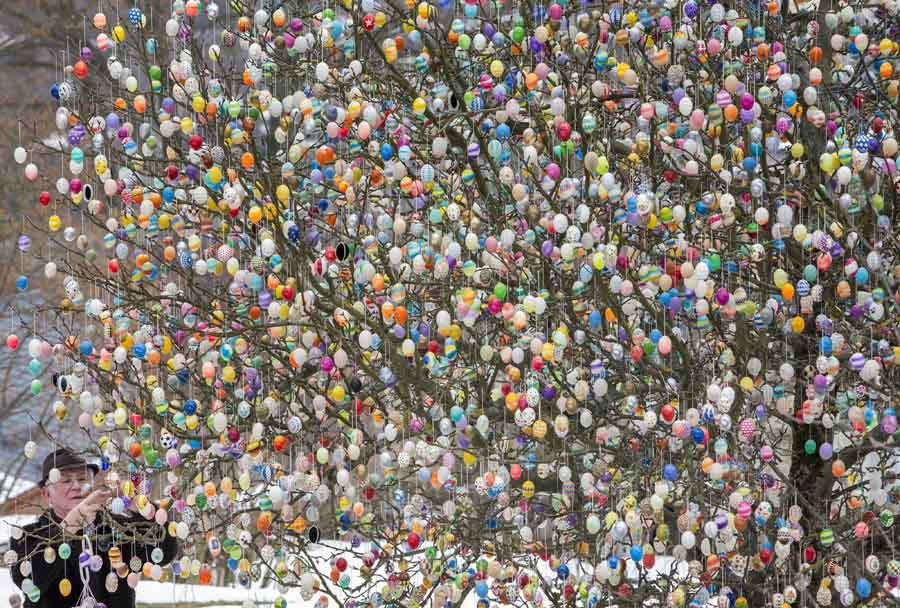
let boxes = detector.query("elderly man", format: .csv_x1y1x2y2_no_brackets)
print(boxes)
10,448,178,608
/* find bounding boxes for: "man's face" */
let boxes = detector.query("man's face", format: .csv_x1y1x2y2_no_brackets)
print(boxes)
44,468,94,519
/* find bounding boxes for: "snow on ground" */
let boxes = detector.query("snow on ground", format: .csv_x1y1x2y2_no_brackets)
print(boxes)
0,511,300,607
1,556,688,607
0,517,689,607
0,567,296,607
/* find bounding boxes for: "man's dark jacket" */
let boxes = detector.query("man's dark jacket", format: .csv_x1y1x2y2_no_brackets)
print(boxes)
10,510,179,608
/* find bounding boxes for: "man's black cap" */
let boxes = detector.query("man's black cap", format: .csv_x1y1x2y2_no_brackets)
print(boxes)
40,448,99,487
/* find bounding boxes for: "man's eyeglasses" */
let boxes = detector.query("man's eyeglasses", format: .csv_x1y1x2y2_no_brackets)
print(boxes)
51,474,94,488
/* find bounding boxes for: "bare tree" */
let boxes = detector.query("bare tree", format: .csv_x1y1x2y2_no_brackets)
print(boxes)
7,0,900,607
